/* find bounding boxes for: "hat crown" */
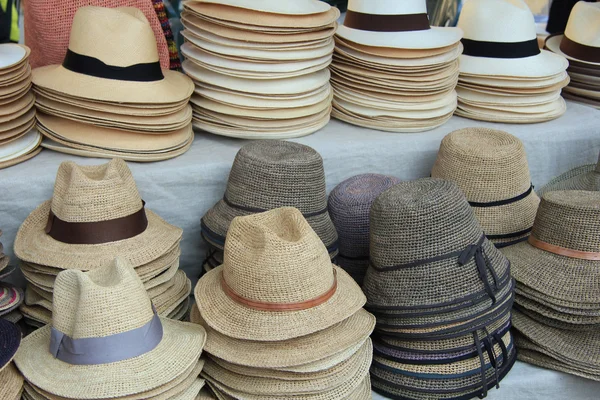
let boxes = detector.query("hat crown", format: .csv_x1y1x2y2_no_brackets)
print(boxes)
222,207,335,304
50,159,143,223
68,6,159,67
346,0,427,15
458,0,536,43
225,141,327,214
533,191,600,252
431,128,532,202
564,2,600,48
52,258,154,339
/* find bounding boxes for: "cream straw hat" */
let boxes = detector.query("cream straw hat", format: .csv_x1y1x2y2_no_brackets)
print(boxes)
0,363,23,400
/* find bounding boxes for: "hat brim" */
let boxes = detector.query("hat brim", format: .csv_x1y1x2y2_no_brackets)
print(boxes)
0,320,21,369
546,34,600,67
538,164,598,195
32,65,194,104
0,130,41,163
14,318,206,399
459,49,568,78
195,265,365,341
14,201,182,270
336,26,462,50
0,363,23,400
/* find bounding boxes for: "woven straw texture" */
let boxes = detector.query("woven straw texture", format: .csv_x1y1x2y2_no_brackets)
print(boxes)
0,231,9,273
328,173,400,285
201,141,338,257
431,128,540,242
14,258,206,399
0,363,23,400
539,162,599,196
24,0,170,70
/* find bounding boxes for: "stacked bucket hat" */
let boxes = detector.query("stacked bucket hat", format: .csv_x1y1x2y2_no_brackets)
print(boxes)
545,1,600,109
0,231,24,324
328,173,400,285
201,140,338,273
0,43,41,169
0,318,23,400
14,257,207,399
193,207,374,399
431,128,540,248
31,6,195,161
330,0,463,132
363,179,516,399
455,0,569,123
14,159,191,327
503,191,600,380
181,0,338,139
539,151,600,195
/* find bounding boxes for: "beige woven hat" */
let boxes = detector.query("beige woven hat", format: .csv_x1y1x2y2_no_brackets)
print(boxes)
14,257,206,399
538,152,600,195
32,7,193,104
0,363,23,400
14,158,182,269
431,128,540,248
195,207,365,341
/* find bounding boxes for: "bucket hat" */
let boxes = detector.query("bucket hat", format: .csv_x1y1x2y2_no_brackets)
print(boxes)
201,141,338,259
431,128,540,248
327,173,400,284
14,257,206,399
0,363,23,400
196,207,365,342
539,151,600,195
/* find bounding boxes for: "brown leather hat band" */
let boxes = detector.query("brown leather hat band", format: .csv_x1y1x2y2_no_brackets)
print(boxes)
344,10,431,32
45,201,148,245
221,270,338,311
528,235,600,260
560,35,600,63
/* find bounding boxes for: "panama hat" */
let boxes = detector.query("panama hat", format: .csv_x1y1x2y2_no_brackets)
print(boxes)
14,158,182,270
0,44,31,71
196,207,365,341
545,2,600,66
457,0,568,78
14,257,206,399
32,7,193,104
336,0,462,50
0,363,23,400
0,131,41,169
539,153,600,195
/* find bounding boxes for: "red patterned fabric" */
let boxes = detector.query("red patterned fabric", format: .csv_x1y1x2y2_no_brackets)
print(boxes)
152,0,181,70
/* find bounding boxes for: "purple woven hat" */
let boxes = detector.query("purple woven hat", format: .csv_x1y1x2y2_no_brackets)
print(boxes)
328,174,401,285
0,319,21,369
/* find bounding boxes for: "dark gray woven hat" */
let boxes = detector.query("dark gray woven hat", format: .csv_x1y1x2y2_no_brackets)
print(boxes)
327,173,401,285
538,151,600,196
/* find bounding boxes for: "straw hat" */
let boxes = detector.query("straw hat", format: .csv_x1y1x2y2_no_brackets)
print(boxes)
14,158,182,270
32,7,193,104
14,257,206,399
201,141,338,258
0,284,24,316
0,230,9,275
327,173,400,285
431,128,540,248
0,363,23,400
539,152,600,195
0,319,21,370
336,0,462,50
457,0,567,78
196,207,365,341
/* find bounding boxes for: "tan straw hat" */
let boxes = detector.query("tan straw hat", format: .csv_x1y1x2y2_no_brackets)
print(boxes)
195,207,365,341
32,7,193,104
14,257,206,399
0,363,23,400
14,158,182,269
538,151,600,195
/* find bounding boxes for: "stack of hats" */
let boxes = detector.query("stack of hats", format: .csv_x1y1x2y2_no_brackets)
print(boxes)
504,191,600,380
545,1,600,109
539,151,600,195
363,179,516,399
0,319,23,400
14,159,191,328
193,207,374,399
0,43,41,169
0,231,24,324
328,173,400,285
32,6,195,161
330,0,463,132
201,140,338,273
14,258,208,399
455,0,569,123
432,128,540,248
181,0,339,139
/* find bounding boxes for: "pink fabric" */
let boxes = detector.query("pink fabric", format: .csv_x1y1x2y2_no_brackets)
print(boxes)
24,0,171,69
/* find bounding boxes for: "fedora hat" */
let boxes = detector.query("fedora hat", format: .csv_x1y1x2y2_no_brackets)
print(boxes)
196,207,365,341
457,0,567,78
539,151,600,195
327,174,400,284
14,158,182,270
336,0,462,50
201,141,338,258
431,128,540,248
31,6,194,104
14,257,206,399
545,2,600,66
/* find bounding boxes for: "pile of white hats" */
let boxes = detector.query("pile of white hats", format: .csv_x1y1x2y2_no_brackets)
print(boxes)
181,0,339,139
